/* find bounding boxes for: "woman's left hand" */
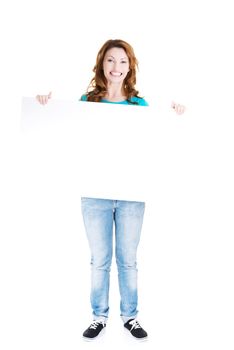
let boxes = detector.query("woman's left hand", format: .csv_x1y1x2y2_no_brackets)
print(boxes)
171,101,186,115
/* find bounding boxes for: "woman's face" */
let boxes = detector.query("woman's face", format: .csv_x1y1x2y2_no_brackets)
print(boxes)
103,47,130,85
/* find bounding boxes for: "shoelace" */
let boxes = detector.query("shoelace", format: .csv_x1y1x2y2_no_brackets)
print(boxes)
129,319,142,331
89,321,104,330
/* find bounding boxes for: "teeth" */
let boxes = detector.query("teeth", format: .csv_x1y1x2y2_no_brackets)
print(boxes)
111,72,122,76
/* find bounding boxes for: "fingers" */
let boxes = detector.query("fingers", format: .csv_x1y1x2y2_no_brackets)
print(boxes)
171,101,186,115
36,91,52,105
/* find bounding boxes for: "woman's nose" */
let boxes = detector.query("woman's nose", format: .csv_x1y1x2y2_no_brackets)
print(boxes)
113,62,120,71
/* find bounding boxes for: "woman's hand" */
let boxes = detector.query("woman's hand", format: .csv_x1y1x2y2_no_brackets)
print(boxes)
36,91,52,105
171,101,186,115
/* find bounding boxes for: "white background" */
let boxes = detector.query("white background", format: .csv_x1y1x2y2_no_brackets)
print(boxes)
0,0,234,349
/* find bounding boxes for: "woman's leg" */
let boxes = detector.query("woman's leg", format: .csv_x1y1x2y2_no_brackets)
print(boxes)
114,200,145,322
81,197,114,320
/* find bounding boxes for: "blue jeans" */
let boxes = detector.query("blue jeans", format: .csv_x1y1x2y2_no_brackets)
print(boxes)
81,197,145,322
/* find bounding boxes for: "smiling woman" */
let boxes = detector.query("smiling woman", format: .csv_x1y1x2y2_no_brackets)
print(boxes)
35,38,186,342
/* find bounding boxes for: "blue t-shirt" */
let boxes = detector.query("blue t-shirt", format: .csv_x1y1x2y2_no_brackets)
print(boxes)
80,94,149,106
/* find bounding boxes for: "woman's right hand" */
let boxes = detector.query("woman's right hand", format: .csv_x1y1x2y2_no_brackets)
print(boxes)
36,91,52,105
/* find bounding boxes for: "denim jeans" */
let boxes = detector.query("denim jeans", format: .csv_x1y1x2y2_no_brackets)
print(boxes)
81,197,145,322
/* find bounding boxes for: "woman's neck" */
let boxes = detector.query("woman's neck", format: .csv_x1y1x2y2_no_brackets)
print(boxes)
104,83,126,102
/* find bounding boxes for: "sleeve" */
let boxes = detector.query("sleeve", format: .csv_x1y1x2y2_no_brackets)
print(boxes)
139,97,149,106
80,94,88,101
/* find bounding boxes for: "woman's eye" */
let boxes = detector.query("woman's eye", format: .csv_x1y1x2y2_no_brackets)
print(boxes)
107,59,113,62
121,61,127,64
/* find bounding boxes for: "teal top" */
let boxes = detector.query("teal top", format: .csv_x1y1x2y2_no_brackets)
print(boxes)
80,94,149,106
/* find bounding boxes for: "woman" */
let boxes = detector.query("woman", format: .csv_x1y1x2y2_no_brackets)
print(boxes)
36,39,185,341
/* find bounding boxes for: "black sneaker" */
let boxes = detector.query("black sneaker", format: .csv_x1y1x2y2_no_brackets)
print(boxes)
124,319,148,340
83,320,106,340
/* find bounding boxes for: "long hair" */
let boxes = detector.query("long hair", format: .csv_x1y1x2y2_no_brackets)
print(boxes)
86,39,141,103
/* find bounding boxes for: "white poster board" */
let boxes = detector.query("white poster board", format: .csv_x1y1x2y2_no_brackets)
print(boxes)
21,97,158,201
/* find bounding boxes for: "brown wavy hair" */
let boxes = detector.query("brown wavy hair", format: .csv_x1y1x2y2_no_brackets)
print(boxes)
86,39,142,104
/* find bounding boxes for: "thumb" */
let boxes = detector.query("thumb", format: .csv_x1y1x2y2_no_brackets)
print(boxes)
48,91,52,98
171,101,176,109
